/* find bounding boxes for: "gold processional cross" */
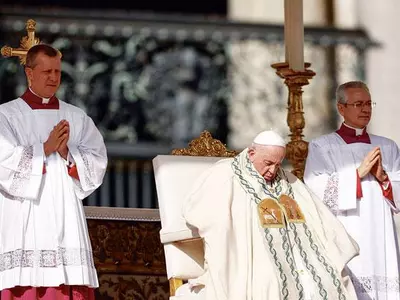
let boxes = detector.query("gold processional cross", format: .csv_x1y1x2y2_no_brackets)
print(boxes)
1,19,41,65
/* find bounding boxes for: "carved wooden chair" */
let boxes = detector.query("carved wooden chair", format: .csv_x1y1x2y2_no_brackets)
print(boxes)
152,131,237,299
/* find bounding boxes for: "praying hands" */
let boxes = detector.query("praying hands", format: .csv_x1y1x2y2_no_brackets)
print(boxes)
44,119,70,159
357,146,387,182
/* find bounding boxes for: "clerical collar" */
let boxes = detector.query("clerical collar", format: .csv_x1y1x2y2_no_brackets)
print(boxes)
20,88,59,110
30,88,50,104
336,123,370,144
343,122,365,136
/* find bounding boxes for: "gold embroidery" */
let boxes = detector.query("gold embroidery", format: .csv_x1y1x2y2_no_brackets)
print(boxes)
279,194,305,223
258,198,285,228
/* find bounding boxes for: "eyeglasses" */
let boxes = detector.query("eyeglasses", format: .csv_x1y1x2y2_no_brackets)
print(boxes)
343,102,376,109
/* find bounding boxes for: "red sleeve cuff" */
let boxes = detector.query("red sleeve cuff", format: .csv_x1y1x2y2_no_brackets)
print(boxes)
356,170,363,198
379,180,394,204
68,165,80,181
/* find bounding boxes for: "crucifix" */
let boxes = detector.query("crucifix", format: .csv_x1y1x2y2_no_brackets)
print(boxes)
1,19,41,65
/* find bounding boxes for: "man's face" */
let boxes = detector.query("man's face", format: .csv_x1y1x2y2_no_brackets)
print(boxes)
248,145,286,182
337,88,372,129
25,52,61,98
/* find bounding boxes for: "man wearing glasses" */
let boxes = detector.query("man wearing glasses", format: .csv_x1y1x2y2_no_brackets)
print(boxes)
304,81,400,300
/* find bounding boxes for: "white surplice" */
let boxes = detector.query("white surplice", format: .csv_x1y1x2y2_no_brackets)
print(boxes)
0,97,107,290
182,150,359,300
304,132,400,300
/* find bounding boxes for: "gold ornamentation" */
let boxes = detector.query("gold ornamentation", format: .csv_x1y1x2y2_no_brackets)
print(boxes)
169,278,184,297
87,217,170,298
279,194,305,223
171,130,238,157
1,19,40,65
98,274,169,300
87,219,166,275
271,62,316,180
258,198,285,228
257,195,305,228
1,19,62,65
0,46,12,57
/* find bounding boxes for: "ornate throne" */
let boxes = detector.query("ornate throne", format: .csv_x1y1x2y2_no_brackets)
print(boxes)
152,131,237,298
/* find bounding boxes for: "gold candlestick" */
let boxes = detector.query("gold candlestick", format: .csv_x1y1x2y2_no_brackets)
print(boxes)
271,62,315,180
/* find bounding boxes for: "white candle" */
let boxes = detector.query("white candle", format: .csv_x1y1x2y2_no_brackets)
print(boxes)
284,0,291,63
286,0,304,71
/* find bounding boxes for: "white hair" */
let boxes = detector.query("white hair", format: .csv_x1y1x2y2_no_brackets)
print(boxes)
336,81,370,104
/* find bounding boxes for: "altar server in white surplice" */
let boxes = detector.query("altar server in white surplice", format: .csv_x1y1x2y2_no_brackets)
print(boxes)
0,44,107,299
304,81,400,300
179,130,359,300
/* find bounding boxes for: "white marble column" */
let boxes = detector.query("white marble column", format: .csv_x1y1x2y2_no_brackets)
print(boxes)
333,0,357,28
228,0,327,26
357,1,400,146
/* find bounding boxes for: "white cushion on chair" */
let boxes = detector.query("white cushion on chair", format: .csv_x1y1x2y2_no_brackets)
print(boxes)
153,155,224,280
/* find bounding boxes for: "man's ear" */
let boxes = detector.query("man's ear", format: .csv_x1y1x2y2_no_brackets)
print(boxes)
248,147,256,161
25,67,33,87
337,102,345,117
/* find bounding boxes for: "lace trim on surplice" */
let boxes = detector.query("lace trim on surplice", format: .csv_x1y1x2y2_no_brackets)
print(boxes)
322,173,349,217
323,173,339,215
351,275,400,293
78,147,95,189
9,146,34,196
0,247,95,272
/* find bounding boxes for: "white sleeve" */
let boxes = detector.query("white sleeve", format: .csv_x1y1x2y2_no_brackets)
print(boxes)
182,168,236,300
385,141,400,212
304,141,358,213
0,114,44,200
304,141,331,201
68,114,108,199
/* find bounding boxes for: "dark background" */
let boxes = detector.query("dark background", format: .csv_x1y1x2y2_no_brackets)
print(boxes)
1,0,228,16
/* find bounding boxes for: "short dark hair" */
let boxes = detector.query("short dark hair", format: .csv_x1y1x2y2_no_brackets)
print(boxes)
25,44,60,68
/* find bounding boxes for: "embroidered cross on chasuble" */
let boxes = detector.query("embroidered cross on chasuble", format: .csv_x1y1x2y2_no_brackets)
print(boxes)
258,195,305,228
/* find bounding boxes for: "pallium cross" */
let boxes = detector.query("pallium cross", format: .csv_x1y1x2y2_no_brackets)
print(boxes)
1,19,41,65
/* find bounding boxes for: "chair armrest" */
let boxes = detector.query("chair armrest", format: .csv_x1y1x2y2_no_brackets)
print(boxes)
174,237,203,245
160,227,200,244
